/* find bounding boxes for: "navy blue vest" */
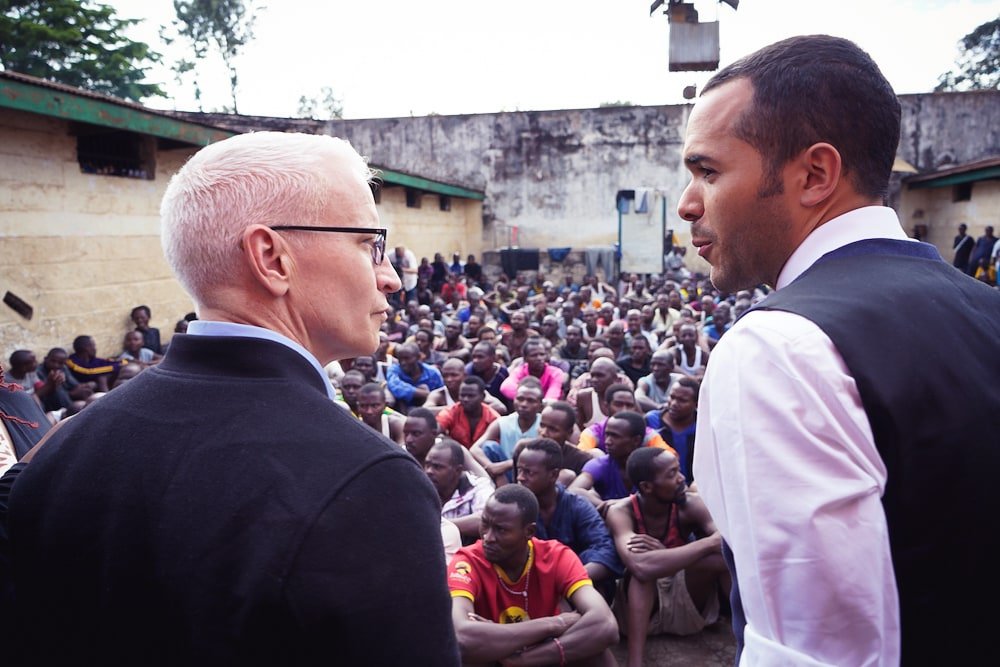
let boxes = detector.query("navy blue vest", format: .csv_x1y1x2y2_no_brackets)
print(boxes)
724,239,1000,665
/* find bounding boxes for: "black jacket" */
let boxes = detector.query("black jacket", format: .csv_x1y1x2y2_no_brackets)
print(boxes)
8,334,459,666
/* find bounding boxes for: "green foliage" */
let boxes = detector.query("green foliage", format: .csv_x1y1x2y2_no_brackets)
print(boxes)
296,86,343,119
599,100,634,107
170,0,261,113
936,16,1000,91
0,0,164,101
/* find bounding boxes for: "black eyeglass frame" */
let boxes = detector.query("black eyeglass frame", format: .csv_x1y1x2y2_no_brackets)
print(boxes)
270,226,387,265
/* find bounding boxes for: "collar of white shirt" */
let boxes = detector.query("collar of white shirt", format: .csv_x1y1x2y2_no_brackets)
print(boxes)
775,206,912,289
186,320,335,400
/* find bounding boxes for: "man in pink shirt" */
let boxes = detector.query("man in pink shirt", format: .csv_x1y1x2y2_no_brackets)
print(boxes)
499,337,565,402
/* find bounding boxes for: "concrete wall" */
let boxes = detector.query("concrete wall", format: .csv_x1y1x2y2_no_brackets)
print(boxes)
0,108,197,360
0,108,486,360
328,90,1000,271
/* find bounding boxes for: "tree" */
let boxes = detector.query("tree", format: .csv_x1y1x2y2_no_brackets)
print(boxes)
296,86,344,119
169,0,261,113
935,16,1000,92
0,0,164,101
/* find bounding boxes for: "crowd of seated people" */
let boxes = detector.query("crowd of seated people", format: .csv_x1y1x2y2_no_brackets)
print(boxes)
323,257,759,664
3,256,753,664
1,306,196,432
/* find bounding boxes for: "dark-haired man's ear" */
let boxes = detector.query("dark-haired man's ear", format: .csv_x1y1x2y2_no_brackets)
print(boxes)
797,142,842,208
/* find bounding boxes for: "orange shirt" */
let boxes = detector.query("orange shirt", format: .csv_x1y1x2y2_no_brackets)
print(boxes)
436,402,501,448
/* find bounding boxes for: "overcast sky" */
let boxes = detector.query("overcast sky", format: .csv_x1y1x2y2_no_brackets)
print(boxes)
106,0,997,119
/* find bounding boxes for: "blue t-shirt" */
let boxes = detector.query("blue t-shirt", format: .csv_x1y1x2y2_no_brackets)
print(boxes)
644,411,697,481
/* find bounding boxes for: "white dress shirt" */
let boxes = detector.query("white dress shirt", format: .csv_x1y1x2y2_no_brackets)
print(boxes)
694,207,908,666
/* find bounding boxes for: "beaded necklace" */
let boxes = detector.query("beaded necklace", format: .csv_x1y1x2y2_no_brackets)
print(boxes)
495,541,534,604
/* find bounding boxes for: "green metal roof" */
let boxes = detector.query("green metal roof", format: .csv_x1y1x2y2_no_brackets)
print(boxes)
373,166,485,200
0,71,234,146
906,157,1000,189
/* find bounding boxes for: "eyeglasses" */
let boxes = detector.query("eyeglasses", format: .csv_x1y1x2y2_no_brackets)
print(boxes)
270,226,387,265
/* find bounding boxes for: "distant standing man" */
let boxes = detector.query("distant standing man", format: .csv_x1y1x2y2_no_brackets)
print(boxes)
680,36,1000,665
7,132,459,665
952,222,973,271
390,245,419,304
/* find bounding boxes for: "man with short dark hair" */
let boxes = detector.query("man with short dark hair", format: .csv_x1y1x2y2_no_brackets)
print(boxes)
34,348,93,415
130,305,162,354
436,377,501,449
386,342,444,411
357,382,405,445
334,369,366,416
65,335,122,392
606,448,729,667
471,379,543,486
500,309,539,361
569,411,661,511
119,331,162,366
635,350,682,413
447,485,618,665
616,336,652,386
969,225,996,276
426,358,506,415
515,438,623,588
952,223,973,271
3,351,39,396
682,35,1000,665
702,302,732,348
578,385,669,454
403,407,440,465
500,337,566,402
535,402,592,478
436,320,472,363
425,439,494,543
644,377,700,482
466,340,510,409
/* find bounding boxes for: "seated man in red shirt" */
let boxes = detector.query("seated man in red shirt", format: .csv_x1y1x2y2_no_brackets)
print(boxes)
436,376,501,449
447,484,619,666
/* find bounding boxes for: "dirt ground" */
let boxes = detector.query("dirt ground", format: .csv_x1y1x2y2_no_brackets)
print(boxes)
609,616,736,667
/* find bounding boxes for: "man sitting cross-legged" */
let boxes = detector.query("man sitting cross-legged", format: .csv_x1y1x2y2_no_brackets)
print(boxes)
578,384,670,454
386,342,444,412
470,377,543,487
634,350,683,413
425,439,495,544
404,408,490,479
427,358,508,416
436,376,502,450
357,382,406,445
515,438,623,598
569,411,676,514
522,401,591,486
605,448,730,667
447,485,619,666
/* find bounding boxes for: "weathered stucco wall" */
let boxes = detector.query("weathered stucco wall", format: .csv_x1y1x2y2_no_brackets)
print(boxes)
376,185,483,262
0,108,197,358
329,105,695,253
328,90,1000,269
900,181,1000,256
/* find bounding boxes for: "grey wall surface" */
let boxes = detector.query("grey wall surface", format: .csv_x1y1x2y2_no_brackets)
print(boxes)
326,90,1000,252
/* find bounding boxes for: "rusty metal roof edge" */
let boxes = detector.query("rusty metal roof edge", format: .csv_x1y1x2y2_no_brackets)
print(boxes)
0,69,235,138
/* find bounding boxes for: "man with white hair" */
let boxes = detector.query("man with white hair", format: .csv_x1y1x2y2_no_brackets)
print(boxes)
5,133,459,665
